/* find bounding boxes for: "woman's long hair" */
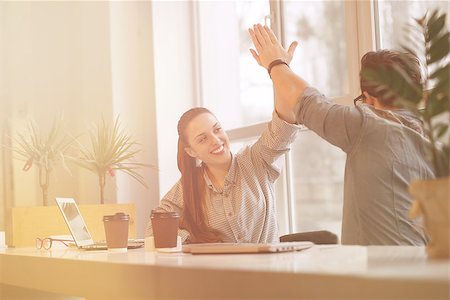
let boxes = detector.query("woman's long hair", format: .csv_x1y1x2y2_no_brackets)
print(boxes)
177,107,222,243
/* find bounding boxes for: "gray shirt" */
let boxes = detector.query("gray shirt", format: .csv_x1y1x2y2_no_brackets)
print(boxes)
295,87,434,245
146,112,300,243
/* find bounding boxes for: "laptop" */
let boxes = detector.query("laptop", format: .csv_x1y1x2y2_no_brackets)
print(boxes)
182,241,314,254
55,197,144,250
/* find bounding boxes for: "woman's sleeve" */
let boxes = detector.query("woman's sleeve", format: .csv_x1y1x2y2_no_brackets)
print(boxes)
145,180,191,243
248,111,300,182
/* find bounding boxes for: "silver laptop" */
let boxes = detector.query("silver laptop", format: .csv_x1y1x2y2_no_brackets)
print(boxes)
55,197,143,250
182,241,314,254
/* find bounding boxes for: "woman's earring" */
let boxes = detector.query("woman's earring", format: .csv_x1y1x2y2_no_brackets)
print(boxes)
195,158,203,167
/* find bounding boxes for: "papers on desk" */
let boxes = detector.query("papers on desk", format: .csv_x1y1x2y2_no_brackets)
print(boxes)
182,241,314,254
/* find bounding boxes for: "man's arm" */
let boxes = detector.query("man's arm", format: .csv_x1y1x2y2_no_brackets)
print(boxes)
249,24,364,153
248,24,309,124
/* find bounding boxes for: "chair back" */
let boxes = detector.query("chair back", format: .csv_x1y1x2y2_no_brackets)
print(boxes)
280,230,338,244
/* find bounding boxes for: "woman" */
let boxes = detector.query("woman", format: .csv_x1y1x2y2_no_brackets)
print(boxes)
145,106,299,244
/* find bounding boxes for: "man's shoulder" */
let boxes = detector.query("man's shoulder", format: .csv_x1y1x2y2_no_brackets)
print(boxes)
361,105,425,135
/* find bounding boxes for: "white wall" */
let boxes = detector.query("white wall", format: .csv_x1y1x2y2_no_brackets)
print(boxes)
0,2,161,237
152,1,197,196
0,1,116,207
109,2,159,237
0,1,11,230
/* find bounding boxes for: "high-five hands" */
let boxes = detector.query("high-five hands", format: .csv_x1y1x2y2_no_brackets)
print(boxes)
248,24,298,69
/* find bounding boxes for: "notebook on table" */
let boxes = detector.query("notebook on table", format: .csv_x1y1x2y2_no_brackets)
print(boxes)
55,197,144,250
182,241,314,254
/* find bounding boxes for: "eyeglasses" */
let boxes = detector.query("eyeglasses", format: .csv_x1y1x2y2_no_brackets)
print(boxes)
353,94,366,106
35,237,73,250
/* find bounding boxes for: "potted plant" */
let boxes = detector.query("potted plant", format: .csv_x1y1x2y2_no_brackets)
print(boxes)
10,116,74,206
363,9,449,258
72,116,150,204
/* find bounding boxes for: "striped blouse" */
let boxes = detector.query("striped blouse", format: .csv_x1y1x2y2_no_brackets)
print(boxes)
145,112,299,243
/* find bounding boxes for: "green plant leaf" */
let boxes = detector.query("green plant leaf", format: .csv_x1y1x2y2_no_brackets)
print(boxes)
73,116,152,195
394,98,421,113
434,122,449,139
430,63,449,80
430,77,450,104
429,98,448,117
415,13,427,27
428,13,446,40
437,144,450,177
118,168,148,188
427,10,439,26
427,32,450,65
362,64,423,107
10,116,76,204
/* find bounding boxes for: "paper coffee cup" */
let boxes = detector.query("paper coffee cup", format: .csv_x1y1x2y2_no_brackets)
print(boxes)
103,212,129,251
150,210,179,248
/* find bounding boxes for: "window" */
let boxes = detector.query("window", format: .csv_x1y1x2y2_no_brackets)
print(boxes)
282,1,350,97
197,0,272,130
376,0,449,50
289,130,346,235
278,1,360,237
237,1,273,126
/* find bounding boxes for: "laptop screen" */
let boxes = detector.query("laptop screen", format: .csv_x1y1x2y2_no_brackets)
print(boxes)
56,198,94,247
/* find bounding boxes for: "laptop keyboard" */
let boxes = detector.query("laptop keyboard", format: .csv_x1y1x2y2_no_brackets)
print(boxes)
80,239,144,250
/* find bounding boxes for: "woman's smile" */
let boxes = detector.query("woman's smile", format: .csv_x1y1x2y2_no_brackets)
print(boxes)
210,144,225,155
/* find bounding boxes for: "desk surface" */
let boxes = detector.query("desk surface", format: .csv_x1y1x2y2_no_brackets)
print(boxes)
1,245,449,299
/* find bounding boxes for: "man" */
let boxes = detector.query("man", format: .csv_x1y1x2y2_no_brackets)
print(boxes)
249,24,435,245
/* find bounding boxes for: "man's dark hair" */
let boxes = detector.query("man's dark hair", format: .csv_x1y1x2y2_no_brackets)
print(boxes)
359,50,422,106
